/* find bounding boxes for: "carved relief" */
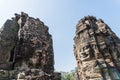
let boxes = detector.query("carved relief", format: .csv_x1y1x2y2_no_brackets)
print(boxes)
74,16,120,80
0,12,60,80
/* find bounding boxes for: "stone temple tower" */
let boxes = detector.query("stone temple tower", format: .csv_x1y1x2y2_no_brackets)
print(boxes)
0,12,60,80
74,16,120,80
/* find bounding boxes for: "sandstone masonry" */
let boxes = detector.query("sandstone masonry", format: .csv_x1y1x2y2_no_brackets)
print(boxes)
74,16,120,80
0,12,61,80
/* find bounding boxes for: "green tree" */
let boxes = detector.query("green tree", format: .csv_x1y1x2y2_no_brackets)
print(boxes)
61,69,75,80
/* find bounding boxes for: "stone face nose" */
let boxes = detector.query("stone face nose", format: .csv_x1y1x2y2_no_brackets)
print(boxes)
74,16,120,80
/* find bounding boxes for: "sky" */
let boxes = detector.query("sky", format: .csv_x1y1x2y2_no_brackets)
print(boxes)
0,0,120,72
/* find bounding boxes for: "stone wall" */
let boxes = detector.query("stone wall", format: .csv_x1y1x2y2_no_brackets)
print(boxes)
0,12,61,80
74,16,120,80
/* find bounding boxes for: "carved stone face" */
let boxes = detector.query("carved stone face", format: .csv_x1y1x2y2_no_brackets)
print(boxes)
78,45,93,61
96,21,108,34
31,50,42,67
100,25,107,33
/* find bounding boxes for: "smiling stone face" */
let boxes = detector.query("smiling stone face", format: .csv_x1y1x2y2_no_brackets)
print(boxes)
78,44,94,61
30,50,42,68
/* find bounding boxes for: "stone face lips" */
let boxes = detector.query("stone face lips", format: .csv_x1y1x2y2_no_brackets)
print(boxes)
74,16,120,80
0,12,60,80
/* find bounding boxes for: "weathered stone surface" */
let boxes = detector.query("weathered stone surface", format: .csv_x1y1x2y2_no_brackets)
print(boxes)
0,20,19,70
0,12,61,80
74,16,120,80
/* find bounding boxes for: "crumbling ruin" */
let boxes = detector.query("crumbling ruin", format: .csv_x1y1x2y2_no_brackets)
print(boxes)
74,16,120,80
0,12,61,80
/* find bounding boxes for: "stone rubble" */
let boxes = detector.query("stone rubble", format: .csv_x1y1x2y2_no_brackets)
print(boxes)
74,16,120,80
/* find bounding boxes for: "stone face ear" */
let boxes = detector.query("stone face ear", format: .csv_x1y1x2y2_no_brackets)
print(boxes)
74,16,120,80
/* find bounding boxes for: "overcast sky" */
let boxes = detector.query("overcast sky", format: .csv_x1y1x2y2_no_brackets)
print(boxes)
0,0,120,72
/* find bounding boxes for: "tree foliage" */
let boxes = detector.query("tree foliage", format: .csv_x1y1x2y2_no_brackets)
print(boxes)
61,70,75,80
